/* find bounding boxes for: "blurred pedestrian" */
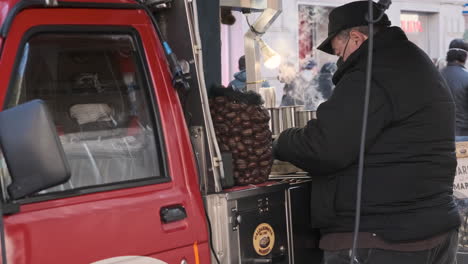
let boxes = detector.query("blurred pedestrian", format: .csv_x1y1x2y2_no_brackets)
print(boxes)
317,62,337,100
278,62,303,106
440,39,468,139
228,55,270,92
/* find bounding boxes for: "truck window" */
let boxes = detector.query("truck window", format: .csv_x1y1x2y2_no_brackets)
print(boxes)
5,32,165,195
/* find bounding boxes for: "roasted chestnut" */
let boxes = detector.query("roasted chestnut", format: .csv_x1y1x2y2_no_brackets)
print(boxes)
220,143,229,152
215,96,226,104
215,124,229,135
254,147,266,156
248,155,259,162
247,146,254,154
230,102,241,111
228,138,237,149
236,159,247,170
232,117,242,125
240,112,250,121
254,131,268,141
220,136,229,143
242,121,252,128
248,162,257,169
237,177,245,184
252,124,264,133
225,112,237,120
251,168,259,177
231,126,242,135
242,138,254,145
214,115,224,123
237,142,246,152
259,168,270,177
246,105,255,114
259,148,273,161
238,151,248,158
252,112,263,122
241,128,253,137
253,140,263,147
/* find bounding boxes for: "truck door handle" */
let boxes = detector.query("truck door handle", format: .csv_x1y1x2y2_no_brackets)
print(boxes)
160,205,187,223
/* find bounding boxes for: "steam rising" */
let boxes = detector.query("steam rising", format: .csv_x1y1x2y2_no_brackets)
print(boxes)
274,5,336,110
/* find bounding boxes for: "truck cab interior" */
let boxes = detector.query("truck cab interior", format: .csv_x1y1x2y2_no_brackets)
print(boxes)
6,32,162,192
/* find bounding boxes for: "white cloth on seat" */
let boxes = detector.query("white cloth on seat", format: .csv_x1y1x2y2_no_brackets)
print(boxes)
70,103,112,125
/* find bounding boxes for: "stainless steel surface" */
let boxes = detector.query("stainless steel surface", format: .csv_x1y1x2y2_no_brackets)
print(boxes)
205,194,237,263
286,183,294,264
280,106,305,130
270,106,309,134
280,106,296,130
285,180,322,264
190,126,208,194
224,182,288,200
259,87,276,108
269,173,311,181
187,0,224,193
220,0,282,93
45,0,59,6
295,110,317,128
269,108,281,136
204,182,289,264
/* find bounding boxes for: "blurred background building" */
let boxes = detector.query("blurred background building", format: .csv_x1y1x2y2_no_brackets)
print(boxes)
221,0,467,107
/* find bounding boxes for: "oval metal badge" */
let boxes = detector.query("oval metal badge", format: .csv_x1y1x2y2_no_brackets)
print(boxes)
252,223,275,256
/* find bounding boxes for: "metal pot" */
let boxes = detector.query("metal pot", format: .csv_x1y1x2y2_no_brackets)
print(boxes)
280,105,305,130
280,106,296,130
268,108,282,136
295,110,317,127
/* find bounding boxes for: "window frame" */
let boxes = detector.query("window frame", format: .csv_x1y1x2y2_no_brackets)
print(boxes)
3,25,171,204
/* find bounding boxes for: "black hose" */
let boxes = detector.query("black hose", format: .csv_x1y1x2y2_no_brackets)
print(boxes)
137,1,190,92
349,1,391,263
205,211,221,264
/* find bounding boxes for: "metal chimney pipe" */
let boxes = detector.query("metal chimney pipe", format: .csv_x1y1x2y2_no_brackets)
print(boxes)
220,0,282,92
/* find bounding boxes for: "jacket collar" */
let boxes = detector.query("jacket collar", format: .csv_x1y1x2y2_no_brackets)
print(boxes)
446,62,466,68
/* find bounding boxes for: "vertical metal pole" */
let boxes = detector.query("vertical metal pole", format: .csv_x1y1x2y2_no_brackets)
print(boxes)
244,7,282,92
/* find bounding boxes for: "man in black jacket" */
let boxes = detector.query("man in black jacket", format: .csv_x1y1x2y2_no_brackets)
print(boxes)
273,1,460,263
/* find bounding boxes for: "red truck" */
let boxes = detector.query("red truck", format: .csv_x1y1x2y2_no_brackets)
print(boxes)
0,0,215,263
0,0,316,263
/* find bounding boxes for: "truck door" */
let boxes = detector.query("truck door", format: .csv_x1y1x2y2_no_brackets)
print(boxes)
0,4,209,264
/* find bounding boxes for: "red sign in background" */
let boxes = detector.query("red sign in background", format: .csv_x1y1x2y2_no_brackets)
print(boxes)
401,20,423,33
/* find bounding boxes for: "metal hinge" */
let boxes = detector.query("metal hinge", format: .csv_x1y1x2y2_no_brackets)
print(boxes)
45,0,59,7
231,208,241,231
213,156,221,168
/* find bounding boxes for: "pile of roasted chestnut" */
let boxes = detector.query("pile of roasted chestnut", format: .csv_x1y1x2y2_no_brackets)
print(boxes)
209,96,273,185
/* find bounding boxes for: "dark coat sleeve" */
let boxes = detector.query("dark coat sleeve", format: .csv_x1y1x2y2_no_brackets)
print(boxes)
274,71,392,176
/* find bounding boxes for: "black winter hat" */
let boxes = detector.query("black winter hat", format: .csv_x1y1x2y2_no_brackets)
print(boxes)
238,55,246,71
449,39,468,51
317,1,391,55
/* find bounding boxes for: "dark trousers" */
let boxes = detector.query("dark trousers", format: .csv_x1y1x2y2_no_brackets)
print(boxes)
322,230,459,264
